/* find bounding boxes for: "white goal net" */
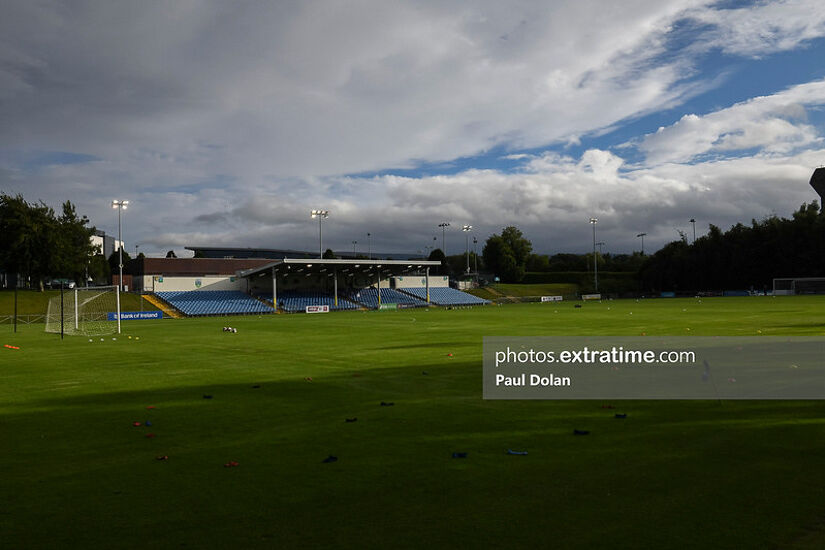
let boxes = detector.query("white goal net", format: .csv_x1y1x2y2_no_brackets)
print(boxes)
45,286,121,336
773,277,825,295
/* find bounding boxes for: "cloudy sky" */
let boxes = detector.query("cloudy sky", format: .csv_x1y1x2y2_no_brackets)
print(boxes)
2,0,825,258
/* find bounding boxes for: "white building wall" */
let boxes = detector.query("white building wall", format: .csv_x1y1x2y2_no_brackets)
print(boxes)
146,275,245,292
393,275,449,288
90,234,124,257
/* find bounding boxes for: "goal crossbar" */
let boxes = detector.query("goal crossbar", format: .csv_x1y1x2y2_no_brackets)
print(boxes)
45,285,121,336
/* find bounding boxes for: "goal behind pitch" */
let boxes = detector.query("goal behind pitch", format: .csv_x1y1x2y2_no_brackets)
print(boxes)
773,277,825,295
45,285,121,336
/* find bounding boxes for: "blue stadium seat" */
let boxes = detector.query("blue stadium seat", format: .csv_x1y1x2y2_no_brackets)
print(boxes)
259,291,359,312
398,287,490,306
155,290,274,316
348,288,428,309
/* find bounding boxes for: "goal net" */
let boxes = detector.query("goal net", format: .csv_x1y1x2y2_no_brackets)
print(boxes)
45,286,121,336
773,277,825,295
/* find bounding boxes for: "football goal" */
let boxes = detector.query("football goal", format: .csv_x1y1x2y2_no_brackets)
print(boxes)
45,285,121,336
773,277,825,295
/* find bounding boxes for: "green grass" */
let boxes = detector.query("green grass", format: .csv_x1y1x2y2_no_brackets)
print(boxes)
490,282,579,297
2,297,825,548
464,286,499,300
0,289,158,318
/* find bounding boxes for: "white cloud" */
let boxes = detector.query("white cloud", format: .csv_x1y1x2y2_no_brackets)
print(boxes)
2,1,825,256
639,79,825,164
162,147,818,257
686,0,825,57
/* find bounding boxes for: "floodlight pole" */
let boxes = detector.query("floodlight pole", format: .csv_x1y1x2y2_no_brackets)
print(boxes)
439,222,450,256
425,266,430,303
473,237,478,280
462,225,472,274
590,218,598,292
376,266,381,308
367,232,371,259
637,232,646,255
271,267,278,311
116,284,121,334
112,200,129,291
311,209,329,259
690,218,696,244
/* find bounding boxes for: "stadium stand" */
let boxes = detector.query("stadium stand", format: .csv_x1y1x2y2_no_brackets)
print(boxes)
350,288,428,308
259,290,359,312
398,287,490,306
155,290,274,316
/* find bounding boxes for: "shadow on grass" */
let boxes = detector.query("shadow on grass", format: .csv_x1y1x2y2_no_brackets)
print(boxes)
3,363,825,549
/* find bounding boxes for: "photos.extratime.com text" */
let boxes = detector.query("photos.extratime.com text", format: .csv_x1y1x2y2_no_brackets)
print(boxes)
494,346,696,368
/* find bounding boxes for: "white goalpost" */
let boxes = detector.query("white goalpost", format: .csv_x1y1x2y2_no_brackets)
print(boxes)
773,277,825,295
45,285,121,336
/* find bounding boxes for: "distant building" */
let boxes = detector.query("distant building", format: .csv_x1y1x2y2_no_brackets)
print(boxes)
185,246,315,259
91,230,124,258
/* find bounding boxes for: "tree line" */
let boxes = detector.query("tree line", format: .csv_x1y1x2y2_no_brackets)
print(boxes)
0,193,101,289
472,226,643,284
640,201,825,291
466,203,824,292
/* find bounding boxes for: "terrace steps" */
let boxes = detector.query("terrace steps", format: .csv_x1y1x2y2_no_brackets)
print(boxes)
142,294,182,318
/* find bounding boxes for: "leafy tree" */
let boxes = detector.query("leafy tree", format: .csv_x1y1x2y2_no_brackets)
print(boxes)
500,226,532,266
0,194,95,289
526,253,550,272
483,227,532,282
547,253,588,272
427,248,446,262
87,254,110,285
51,201,97,282
108,250,132,274
322,248,337,259
639,201,825,291
427,248,447,274
166,250,177,258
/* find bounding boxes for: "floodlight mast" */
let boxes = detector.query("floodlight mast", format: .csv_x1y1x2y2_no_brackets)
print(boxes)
590,218,598,292
311,209,329,259
689,218,696,243
473,236,478,279
438,222,450,256
112,200,129,291
637,232,647,255
462,225,472,274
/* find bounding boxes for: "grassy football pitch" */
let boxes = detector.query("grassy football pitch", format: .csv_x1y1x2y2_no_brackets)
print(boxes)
2,296,825,549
